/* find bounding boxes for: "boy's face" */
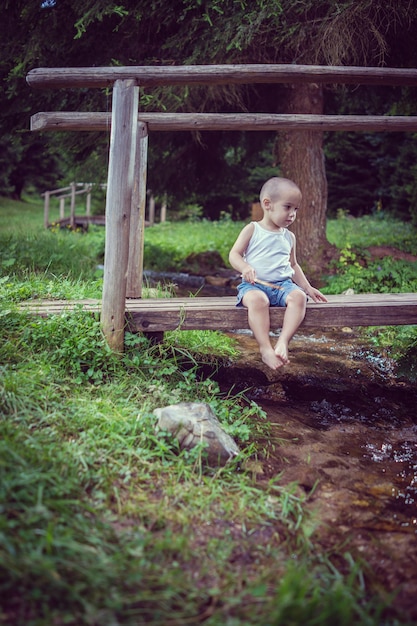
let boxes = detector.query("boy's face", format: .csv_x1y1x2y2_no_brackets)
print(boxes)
263,184,302,229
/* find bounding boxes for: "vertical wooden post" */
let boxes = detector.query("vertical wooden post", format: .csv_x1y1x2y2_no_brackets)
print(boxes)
59,197,65,219
43,191,50,229
148,194,155,226
101,79,139,352
70,182,76,229
86,185,91,217
127,122,148,298
160,193,167,222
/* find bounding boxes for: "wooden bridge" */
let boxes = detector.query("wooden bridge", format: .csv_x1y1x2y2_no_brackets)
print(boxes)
42,182,165,230
26,63,417,349
19,293,417,334
42,182,101,229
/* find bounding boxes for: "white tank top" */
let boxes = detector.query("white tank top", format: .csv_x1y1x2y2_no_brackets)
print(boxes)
244,221,294,282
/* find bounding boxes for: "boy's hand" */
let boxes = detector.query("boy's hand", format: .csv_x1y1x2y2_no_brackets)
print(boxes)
307,287,328,303
241,265,256,284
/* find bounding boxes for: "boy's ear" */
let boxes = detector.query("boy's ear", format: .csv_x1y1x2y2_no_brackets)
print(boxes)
262,197,271,210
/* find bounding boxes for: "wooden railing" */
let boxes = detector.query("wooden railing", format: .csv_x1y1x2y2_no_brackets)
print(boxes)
42,182,97,229
25,64,417,88
42,182,165,229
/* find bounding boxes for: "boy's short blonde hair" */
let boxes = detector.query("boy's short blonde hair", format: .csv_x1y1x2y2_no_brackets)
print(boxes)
260,177,301,203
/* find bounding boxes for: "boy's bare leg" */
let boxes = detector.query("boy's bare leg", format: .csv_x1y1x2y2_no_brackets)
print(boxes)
243,290,284,370
275,290,307,364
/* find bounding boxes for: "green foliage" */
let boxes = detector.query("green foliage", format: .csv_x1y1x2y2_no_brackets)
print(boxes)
0,417,153,624
0,228,104,283
0,196,45,234
166,328,239,359
265,558,386,626
144,219,244,270
325,86,417,223
366,325,417,383
22,310,117,384
325,252,417,295
325,132,384,217
0,335,393,625
327,213,417,256
396,335,417,382
147,131,277,220
325,214,417,295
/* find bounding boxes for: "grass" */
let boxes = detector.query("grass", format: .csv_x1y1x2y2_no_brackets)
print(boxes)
143,217,243,270
0,195,65,235
1,196,416,624
327,209,417,255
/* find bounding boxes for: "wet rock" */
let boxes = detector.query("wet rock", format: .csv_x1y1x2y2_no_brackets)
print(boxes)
205,274,231,288
143,270,204,289
214,363,271,392
142,268,238,296
153,402,240,466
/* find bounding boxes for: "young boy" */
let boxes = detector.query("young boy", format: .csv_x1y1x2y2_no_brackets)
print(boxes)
229,176,328,371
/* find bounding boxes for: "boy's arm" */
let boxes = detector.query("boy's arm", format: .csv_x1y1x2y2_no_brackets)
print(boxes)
229,223,256,282
289,233,328,303
292,264,328,302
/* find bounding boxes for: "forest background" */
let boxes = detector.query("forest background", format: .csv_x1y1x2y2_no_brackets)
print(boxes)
3,0,417,273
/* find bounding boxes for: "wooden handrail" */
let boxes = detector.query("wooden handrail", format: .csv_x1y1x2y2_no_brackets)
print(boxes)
26,64,417,89
31,112,417,133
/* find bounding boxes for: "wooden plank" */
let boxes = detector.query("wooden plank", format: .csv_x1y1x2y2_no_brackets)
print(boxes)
31,112,417,133
127,294,417,331
101,79,139,352
43,191,50,229
26,64,417,89
19,299,101,314
19,293,417,331
69,182,76,229
127,123,148,297
48,215,106,228
54,188,91,199
41,185,75,196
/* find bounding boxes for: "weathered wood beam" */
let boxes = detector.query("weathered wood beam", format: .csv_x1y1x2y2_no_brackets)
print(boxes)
126,294,417,331
31,112,417,132
101,79,139,352
126,122,148,298
26,64,417,89
19,293,417,331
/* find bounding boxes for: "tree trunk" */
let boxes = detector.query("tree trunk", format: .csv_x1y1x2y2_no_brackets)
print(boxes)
10,169,25,200
275,83,333,278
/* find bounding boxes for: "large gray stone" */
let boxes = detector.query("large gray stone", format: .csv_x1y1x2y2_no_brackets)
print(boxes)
153,402,240,466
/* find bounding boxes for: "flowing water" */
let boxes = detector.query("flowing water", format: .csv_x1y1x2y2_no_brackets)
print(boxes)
215,328,417,620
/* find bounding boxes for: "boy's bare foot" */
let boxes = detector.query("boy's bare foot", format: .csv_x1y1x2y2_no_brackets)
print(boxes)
274,340,290,365
261,346,286,370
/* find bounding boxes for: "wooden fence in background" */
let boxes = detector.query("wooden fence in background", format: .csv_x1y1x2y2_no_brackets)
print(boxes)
43,182,98,229
42,182,165,230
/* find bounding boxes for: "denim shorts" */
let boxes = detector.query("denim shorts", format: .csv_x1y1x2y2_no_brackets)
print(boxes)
236,278,304,308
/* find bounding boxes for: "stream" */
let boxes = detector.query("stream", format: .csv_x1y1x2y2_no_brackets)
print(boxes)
216,328,417,621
